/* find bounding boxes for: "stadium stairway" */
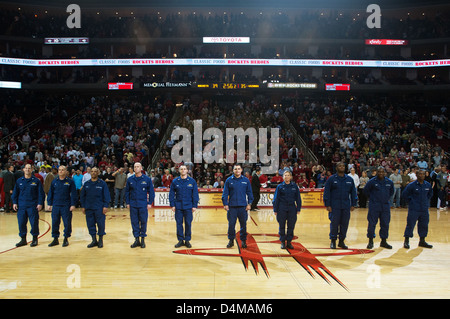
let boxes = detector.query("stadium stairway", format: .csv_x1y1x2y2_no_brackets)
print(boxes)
148,104,184,172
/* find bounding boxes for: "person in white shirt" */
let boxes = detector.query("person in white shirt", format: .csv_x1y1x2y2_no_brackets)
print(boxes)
35,150,44,163
17,150,27,161
408,167,417,182
389,169,403,208
85,153,94,167
82,167,92,186
349,168,360,188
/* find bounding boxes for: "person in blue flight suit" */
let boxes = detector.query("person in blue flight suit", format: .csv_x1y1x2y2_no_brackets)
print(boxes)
125,162,155,248
169,164,199,248
222,163,254,249
363,166,395,249
47,165,78,247
80,167,111,248
323,162,357,249
272,170,302,249
402,169,433,249
12,163,45,247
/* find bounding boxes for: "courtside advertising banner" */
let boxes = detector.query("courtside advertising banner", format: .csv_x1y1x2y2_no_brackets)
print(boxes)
153,188,324,208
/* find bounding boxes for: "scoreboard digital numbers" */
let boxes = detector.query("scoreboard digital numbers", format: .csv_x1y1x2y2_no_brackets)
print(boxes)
195,83,260,89
220,83,260,89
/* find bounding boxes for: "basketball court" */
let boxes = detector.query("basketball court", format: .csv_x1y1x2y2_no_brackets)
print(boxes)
0,206,448,299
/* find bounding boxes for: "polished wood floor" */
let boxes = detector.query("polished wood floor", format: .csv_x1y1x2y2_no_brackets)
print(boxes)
0,206,449,299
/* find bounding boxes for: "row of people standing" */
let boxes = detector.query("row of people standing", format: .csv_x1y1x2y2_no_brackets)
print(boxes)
324,162,434,250
10,161,434,252
354,165,447,210
9,160,294,251
11,162,155,248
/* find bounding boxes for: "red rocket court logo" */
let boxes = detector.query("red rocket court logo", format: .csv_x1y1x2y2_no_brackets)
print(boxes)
174,233,374,291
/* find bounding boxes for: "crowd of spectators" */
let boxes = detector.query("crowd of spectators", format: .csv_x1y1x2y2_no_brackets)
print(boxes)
283,96,448,171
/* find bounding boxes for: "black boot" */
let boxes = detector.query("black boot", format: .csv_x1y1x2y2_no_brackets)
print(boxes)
241,241,247,249
62,237,69,247
403,237,410,249
226,239,234,248
174,240,184,248
338,239,348,249
185,241,192,248
419,237,433,249
330,239,336,249
48,238,59,247
87,235,98,248
30,236,38,247
286,241,294,249
367,238,374,249
380,238,392,249
97,236,103,248
16,237,27,247
130,237,141,248
280,241,286,249
140,237,146,248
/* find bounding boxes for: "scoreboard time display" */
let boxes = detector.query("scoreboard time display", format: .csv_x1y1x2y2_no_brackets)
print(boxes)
195,83,261,89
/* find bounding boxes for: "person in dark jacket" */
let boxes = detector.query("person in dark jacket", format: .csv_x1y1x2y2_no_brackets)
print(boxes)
169,165,199,248
47,165,78,247
323,162,357,249
250,166,261,211
80,167,111,248
3,164,15,212
272,170,302,249
363,167,394,249
402,169,433,249
222,164,254,249
12,164,45,247
125,162,155,248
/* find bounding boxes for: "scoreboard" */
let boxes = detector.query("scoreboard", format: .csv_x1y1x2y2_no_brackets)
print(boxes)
195,83,261,89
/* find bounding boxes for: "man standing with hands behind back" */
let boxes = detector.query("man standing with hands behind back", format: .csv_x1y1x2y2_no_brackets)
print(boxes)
169,164,199,248
12,163,45,247
323,162,357,249
125,162,155,248
363,166,394,249
272,170,302,249
402,169,434,249
222,164,254,249
47,165,78,247
80,167,111,248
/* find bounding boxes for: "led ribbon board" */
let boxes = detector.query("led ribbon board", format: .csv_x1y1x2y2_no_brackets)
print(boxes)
0,57,449,68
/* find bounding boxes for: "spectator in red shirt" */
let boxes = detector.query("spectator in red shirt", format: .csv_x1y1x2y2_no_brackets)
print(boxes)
297,174,309,189
259,173,268,188
162,169,173,187
270,172,283,186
